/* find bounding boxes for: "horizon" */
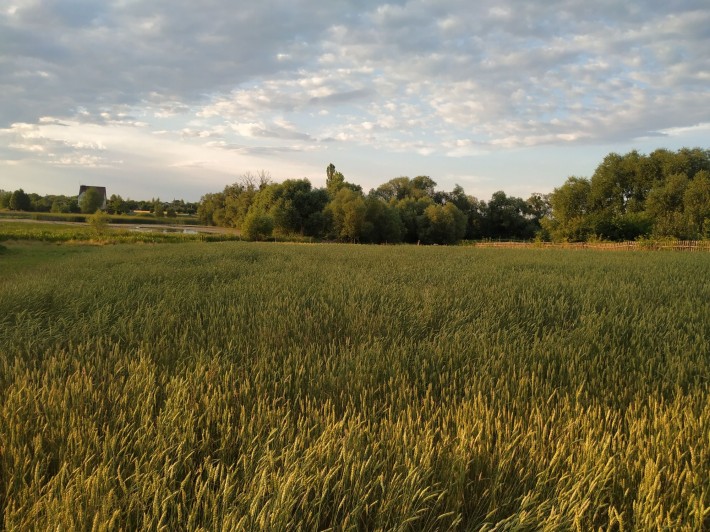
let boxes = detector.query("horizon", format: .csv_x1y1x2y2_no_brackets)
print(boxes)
2,1,709,202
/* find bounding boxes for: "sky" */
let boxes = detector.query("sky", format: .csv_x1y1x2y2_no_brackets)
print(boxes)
1,1,709,202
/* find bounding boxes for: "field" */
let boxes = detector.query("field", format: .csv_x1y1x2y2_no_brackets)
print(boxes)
1,241,708,529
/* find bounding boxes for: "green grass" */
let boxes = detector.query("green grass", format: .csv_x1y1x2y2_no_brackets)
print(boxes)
1,243,708,529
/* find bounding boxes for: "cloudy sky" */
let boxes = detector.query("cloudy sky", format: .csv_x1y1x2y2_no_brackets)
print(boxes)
1,1,709,202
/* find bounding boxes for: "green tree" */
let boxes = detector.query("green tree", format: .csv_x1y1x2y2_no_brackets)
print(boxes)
325,188,367,242
326,163,346,197
223,181,257,228
9,189,32,211
107,194,127,215
152,199,165,218
683,170,710,237
361,198,404,243
80,187,104,214
417,203,466,244
0,190,12,209
372,177,414,202
87,209,110,235
197,192,226,225
545,177,592,241
394,196,434,243
50,199,71,213
411,175,437,199
482,191,535,240
29,193,51,212
242,210,274,241
646,173,689,237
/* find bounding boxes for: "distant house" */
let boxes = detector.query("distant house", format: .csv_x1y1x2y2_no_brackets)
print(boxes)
78,185,107,209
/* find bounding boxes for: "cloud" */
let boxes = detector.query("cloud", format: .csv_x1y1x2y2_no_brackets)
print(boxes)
1,0,708,199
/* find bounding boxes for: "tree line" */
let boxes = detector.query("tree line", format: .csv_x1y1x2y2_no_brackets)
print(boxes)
0,190,199,217
198,166,549,243
199,148,710,243
543,147,710,241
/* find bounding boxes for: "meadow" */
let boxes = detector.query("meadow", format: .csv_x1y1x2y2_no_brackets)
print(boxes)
0,241,708,530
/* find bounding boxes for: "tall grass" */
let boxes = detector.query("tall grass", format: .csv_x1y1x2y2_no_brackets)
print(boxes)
0,244,708,529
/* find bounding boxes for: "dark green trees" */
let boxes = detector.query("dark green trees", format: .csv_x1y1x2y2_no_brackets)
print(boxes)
196,148,709,244
79,187,105,214
546,148,710,241
9,189,32,211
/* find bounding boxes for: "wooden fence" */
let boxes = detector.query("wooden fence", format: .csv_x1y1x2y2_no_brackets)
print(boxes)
472,240,710,252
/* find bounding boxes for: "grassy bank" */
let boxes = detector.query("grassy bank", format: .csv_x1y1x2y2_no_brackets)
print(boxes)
0,221,240,244
1,243,708,529
0,210,200,225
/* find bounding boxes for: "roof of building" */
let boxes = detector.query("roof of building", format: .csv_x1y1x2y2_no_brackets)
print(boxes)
78,185,107,196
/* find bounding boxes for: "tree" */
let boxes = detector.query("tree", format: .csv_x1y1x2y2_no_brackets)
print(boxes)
372,177,413,202
482,191,534,240
80,187,104,214
646,173,689,237
0,190,11,209
683,170,710,237
411,175,437,199
29,193,51,212
417,203,466,244
9,189,32,211
325,188,368,242
545,177,592,241
51,199,71,213
152,199,165,218
394,196,434,243
197,192,226,225
361,198,404,243
223,181,257,228
88,209,110,235
107,194,127,215
242,210,274,241
326,163,346,197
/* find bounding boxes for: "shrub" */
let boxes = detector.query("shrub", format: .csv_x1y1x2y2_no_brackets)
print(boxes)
242,211,274,241
88,209,110,235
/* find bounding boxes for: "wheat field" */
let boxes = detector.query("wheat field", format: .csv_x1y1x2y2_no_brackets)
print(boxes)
1,242,708,530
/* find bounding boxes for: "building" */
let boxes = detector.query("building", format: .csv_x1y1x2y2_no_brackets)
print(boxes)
78,185,107,210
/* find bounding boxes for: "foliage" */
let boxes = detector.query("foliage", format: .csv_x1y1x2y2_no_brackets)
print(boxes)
0,244,708,529
547,148,710,241
9,189,32,211
107,194,128,215
324,187,367,241
79,187,105,214
87,209,111,235
241,211,274,241
0,190,11,209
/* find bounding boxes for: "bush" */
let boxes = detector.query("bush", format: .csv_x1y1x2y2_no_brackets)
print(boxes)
88,209,110,235
242,211,274,241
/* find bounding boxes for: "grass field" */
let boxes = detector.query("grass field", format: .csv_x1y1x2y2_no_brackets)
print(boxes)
1,242,708,529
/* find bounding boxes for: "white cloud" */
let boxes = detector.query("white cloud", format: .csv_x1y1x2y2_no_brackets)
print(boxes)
1,0,708,199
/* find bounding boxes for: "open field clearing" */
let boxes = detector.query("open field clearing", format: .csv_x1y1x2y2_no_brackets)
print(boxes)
1,242,708,529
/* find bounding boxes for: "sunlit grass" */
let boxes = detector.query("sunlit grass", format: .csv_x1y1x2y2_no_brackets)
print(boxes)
1,243,708,529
